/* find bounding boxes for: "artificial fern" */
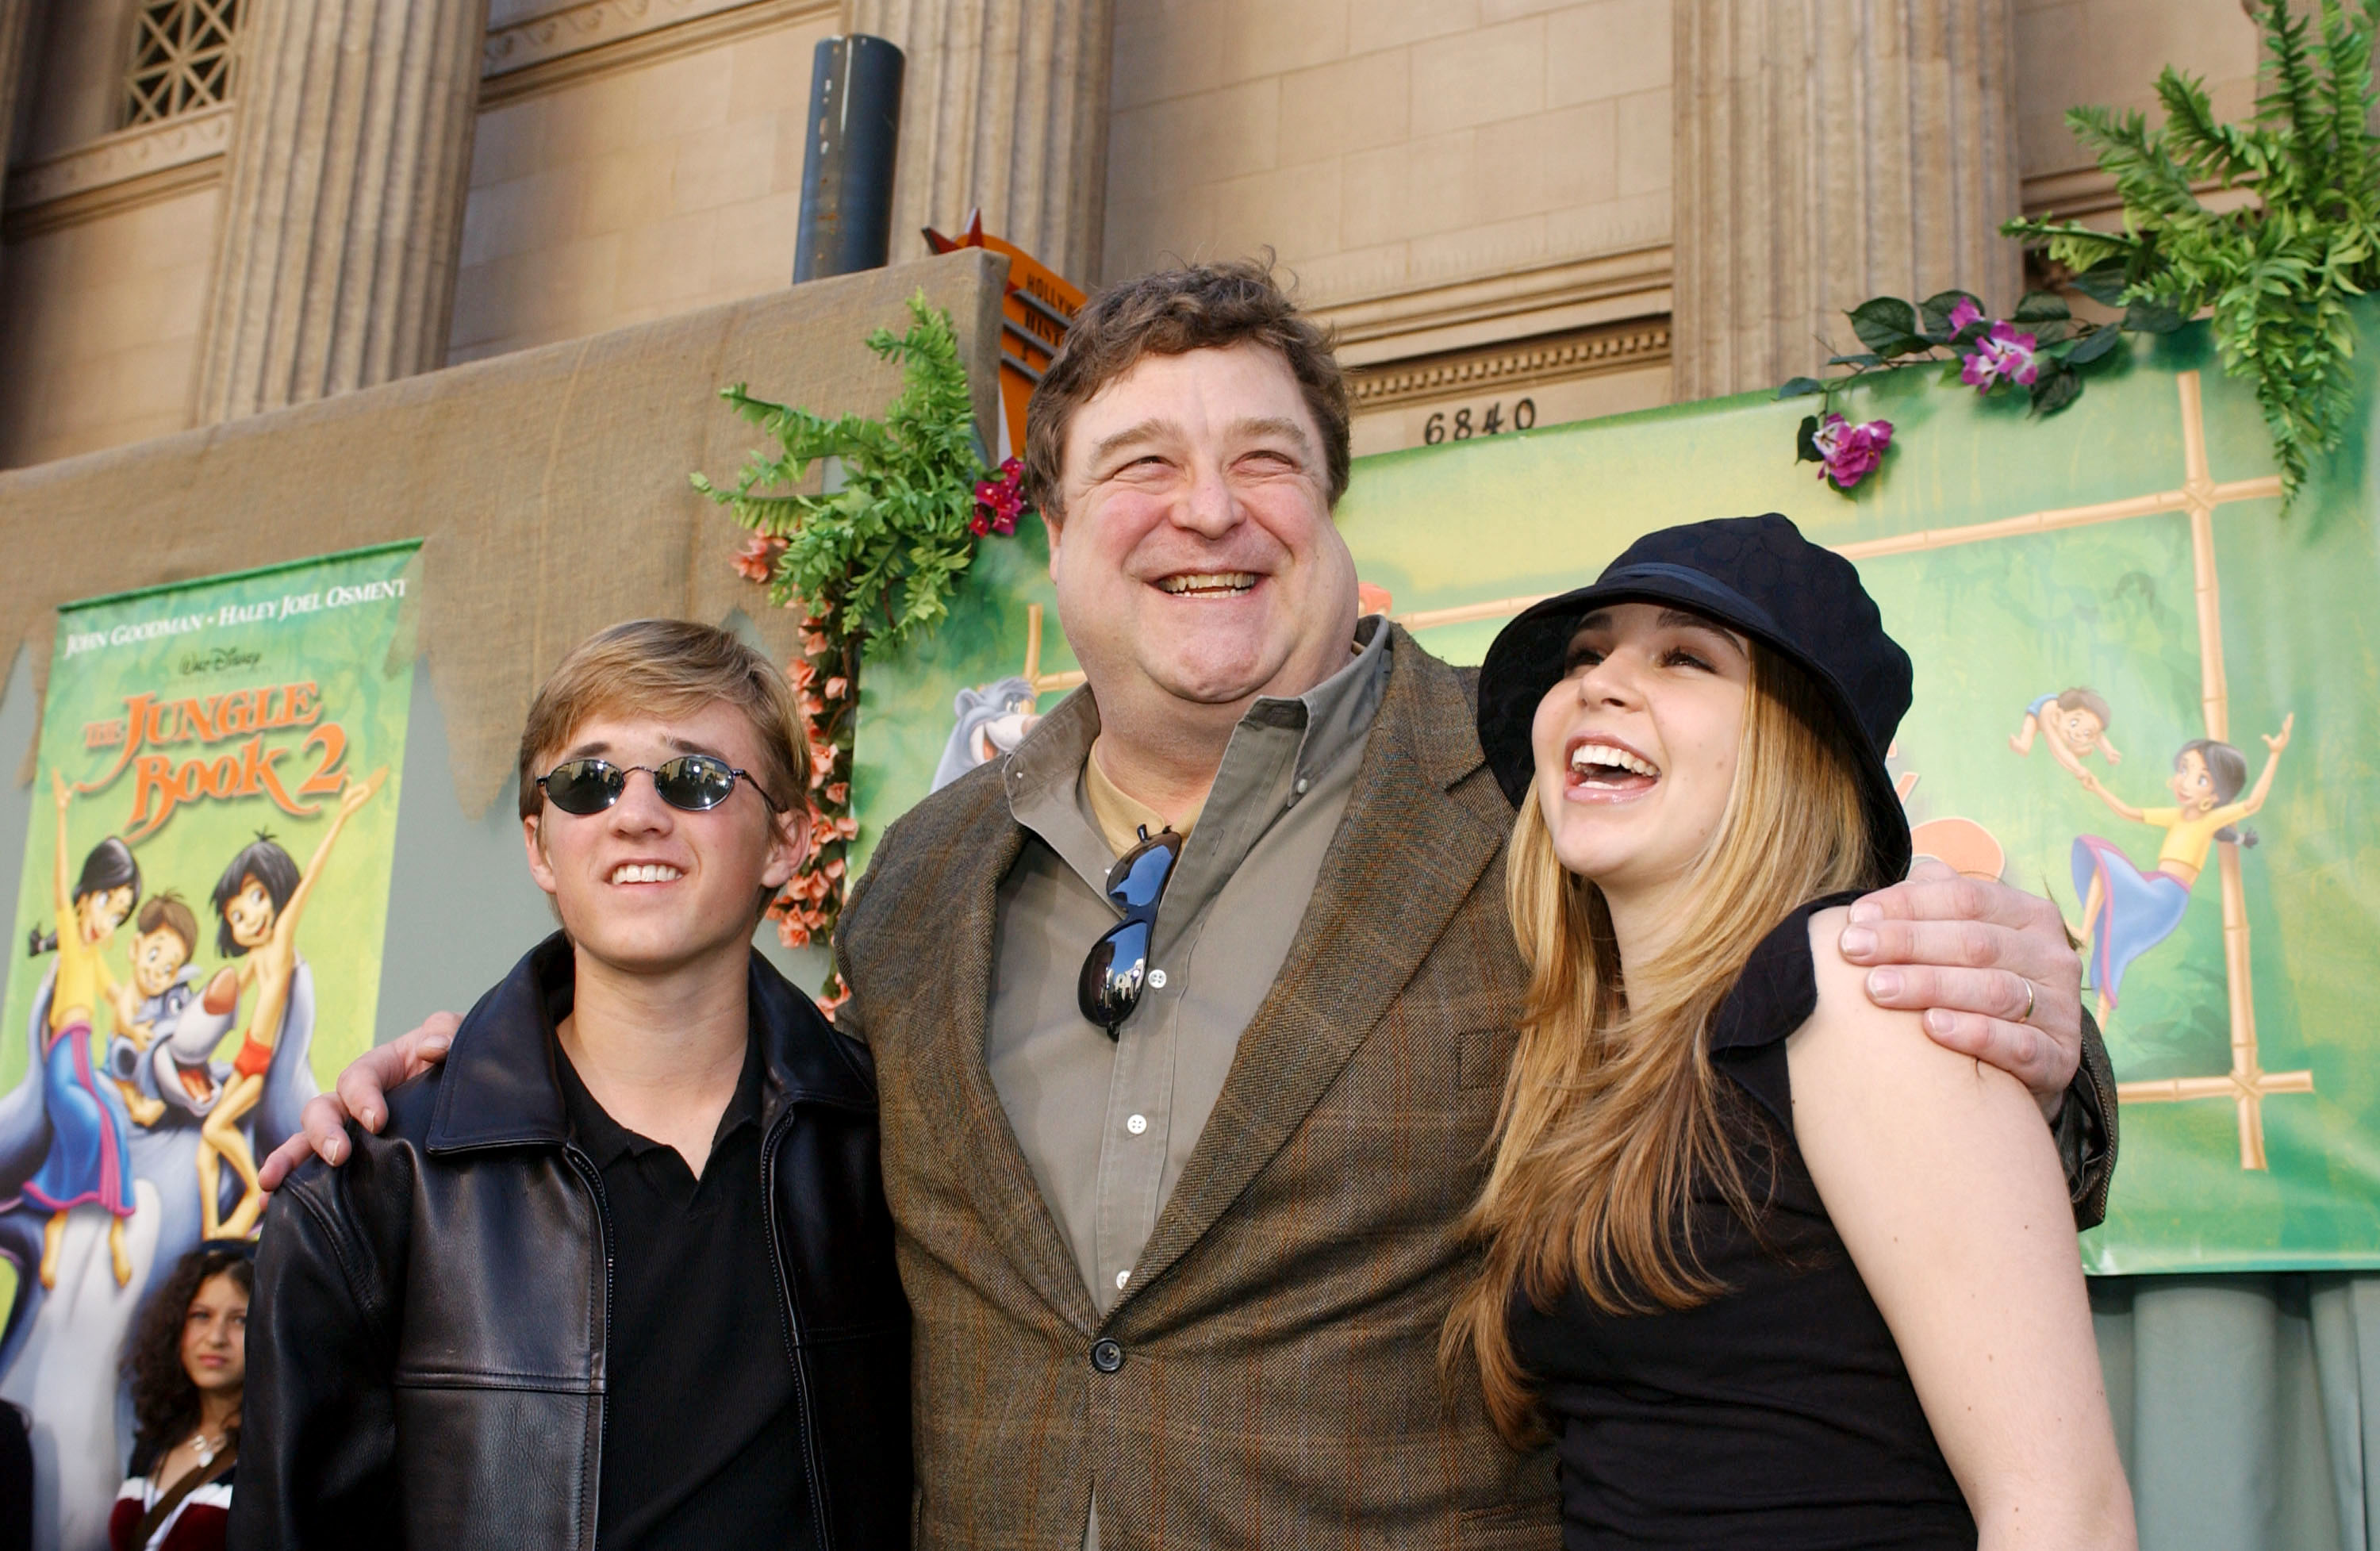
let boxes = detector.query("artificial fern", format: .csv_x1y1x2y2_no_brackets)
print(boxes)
2005,0,2380,501
692,290,986,649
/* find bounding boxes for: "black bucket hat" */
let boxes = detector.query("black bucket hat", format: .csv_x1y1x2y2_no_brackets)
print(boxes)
1475,513,1914,883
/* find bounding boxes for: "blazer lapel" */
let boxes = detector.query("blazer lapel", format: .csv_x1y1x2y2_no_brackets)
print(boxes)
1124,630,1508,1299
885,777,1102,1330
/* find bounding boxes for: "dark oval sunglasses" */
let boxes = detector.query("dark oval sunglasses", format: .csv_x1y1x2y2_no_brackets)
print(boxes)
536,754,781,816
1078,824,1183,1038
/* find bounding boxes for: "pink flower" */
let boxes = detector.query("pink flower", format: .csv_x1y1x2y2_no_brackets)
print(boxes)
732,532,787,584
1810,413,1894,491
823,676,848,699
823,781,849,805
971,456,1027,538
1946,297,1983,335
1960,321,2040,390
786,657,816,691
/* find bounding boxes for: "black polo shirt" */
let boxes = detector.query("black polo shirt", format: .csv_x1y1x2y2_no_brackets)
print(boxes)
554,1026,814,1550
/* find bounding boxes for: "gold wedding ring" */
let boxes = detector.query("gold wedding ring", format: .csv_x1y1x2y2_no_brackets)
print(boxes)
2016,976,2036,1026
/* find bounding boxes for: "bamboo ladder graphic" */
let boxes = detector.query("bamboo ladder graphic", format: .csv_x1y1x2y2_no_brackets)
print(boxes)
1023,373,2305,1169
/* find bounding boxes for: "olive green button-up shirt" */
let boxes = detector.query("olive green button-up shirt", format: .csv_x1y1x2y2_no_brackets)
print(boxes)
988,616,1392,1316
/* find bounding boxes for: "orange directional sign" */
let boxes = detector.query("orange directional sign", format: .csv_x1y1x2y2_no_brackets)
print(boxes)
924,209,1085,462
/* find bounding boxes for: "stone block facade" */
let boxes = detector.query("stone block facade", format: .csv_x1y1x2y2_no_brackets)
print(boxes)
0,0,2272,470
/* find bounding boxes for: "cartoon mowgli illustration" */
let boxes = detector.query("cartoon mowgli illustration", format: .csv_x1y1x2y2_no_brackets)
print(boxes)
196,770,386,1238
2071,715,2293,1021
2012,686,2123,777
8,774,144,1288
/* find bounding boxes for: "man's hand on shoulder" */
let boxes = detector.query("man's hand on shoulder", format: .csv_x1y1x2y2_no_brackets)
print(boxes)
255,1013,461,1190
1837,861,2083,1120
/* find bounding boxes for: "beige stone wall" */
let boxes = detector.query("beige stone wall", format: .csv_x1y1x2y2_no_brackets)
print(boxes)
0,0,222,466
1102,0,1672,309
0,184,219,466
447,3,840,364
2014,0,2262,213
1097,0,1679,454
0,0,2290,471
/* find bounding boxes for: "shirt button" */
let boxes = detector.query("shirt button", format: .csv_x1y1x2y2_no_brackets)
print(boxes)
1115,1269,1130,1290
1295,777,1311,794
1127,1113,1148,1135
1091,1338,1124,1373
1147,969,1168,989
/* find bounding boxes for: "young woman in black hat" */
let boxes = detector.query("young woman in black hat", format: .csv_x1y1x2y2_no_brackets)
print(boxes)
1448,515,2133,1549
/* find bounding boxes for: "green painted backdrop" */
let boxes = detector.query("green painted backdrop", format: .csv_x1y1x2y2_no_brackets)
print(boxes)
854,314,2380,1277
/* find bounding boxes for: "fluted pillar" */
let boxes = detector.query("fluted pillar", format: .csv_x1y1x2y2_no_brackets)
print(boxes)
194,0,488,423
1672,0,2023,398
0,1,40,223
843,0,1114,283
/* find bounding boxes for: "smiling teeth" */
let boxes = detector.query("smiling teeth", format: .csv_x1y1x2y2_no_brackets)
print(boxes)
611,863,683,884
1159,571,1257,594
1572,745,1659,777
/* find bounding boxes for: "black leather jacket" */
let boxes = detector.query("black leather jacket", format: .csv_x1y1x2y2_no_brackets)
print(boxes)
230,936,911,1551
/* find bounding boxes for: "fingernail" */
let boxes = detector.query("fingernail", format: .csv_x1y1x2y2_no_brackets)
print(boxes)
1848,900,1879,924
324,1138,345,1163
1924,1008,1954,1035
359,1108,378,1131
424,1035,451,1055
1866,969,1902,1000
1841,926,1877,957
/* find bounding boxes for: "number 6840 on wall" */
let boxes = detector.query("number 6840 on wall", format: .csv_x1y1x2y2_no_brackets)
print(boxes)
1422,397,1537,445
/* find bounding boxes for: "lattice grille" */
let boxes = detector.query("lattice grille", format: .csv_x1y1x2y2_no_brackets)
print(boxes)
124,0,240,127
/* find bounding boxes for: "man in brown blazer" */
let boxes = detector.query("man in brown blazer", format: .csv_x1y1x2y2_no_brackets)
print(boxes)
267,260,2114,1549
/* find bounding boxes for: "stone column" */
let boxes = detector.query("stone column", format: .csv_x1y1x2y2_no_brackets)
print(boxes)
843,0,1115,284
1672,0,2023,399
0,0,40,205
194,0,488,423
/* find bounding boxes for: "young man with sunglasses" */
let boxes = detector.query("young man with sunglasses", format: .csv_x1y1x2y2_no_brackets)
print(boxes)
228,620,907,1551
265,263,2113,1548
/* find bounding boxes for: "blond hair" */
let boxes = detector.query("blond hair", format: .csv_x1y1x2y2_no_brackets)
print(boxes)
1445,645,1886,1442
516,619,805,823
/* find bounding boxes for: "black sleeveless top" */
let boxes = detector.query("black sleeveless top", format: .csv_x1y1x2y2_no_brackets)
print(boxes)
1507,895,1978,1549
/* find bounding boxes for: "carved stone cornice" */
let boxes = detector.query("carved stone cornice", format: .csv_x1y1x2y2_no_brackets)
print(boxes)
1314,244,1673,369
481,0,833,102
2,107,231,236
2019,164,2244,223
1345,318,1673,413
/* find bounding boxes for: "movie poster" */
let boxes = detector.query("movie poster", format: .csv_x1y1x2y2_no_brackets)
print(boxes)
0,541,418,1550
854,313,2380,1279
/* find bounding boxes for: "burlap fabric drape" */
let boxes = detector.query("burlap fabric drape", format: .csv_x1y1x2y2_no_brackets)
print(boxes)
0,249,1008,816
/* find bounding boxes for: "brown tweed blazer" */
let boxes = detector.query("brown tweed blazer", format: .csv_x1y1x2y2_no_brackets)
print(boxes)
835,628,1557,1549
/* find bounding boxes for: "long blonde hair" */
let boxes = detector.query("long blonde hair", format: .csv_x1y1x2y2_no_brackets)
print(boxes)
1446,643,1887,1442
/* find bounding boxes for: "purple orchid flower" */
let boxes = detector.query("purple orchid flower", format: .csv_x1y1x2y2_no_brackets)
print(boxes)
1812,412,1893,491
1946,297,1984,335
1960,321,2040,390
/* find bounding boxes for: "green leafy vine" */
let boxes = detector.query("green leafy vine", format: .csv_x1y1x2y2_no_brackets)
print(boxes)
693,291,1017,1005
2005,0,2380,501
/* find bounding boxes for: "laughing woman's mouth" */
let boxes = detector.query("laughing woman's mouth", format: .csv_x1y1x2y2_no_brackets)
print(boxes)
1157,571,1258,597
1567,739,1661,795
